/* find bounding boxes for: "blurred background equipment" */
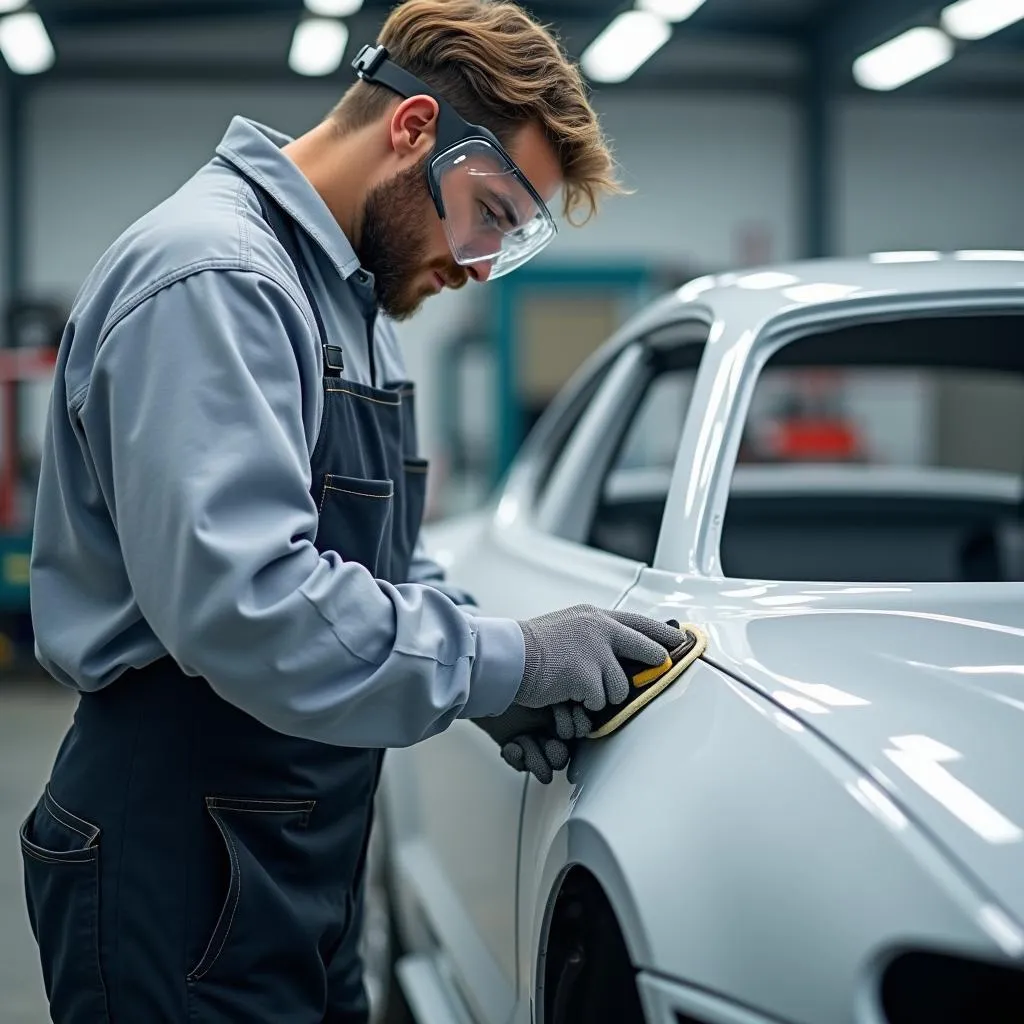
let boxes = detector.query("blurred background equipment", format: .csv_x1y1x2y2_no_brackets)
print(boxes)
0,299,63,672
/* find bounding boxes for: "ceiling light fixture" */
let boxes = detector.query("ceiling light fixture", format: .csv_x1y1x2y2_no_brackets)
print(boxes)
581,10,671,84
303,0,363,16
0,10,54,75
0,0,27,14
852,27,954,91
636,0,707,23
941,0,1024,40
289,17,348,77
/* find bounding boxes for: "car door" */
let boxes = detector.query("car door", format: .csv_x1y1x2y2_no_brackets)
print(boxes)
382,341,665,1023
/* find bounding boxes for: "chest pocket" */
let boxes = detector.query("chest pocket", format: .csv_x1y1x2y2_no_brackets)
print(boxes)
315,474,394,580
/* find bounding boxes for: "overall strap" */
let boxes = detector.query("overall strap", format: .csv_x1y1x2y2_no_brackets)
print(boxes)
250,182,345,378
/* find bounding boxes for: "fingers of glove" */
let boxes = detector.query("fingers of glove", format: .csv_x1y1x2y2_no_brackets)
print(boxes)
517,736,554,785
580,678,609,713
570,703,593,739
563,663,607,713
607,610,687,653
552,703,575,741
604,616,674,667
501,741,526,772
544,739,570,772
598,648,631,706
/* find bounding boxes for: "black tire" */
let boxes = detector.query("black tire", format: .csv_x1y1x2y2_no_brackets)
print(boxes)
544,873,646,1024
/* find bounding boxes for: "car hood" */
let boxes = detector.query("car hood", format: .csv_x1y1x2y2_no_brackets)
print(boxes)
705,593,1024,926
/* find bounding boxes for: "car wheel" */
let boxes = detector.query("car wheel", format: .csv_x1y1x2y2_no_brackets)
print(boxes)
360,813,413,1024
544,871,646,1024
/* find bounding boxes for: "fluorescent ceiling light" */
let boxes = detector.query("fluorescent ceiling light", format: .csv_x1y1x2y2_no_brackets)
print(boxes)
289,18,348,77
581,11,671,84
636,0,706,23
941,0,1024,40
0,0,27,14
304,0,363,16
852,27,954,91
0,11,54,75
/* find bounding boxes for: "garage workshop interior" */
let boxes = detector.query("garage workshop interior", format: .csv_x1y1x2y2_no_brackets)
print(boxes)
2,1,1024,1023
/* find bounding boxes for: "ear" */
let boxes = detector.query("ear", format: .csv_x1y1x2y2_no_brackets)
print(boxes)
389,95,439,162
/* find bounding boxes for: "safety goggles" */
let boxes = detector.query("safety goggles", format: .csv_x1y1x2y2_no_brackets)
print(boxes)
352,44,558,280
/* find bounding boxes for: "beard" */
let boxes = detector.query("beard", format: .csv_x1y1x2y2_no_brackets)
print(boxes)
355,158,465,321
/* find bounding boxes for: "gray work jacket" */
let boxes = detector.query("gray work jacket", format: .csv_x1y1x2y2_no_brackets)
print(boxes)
28,116,524,748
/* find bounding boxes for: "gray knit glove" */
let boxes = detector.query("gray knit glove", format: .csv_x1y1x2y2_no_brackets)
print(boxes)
473,702,592,784
515,605,686,712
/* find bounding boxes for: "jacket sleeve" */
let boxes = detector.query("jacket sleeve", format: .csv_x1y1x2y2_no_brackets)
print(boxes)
76,268,523,747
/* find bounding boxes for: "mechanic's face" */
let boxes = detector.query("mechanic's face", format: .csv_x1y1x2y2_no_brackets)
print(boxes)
356,121,562,321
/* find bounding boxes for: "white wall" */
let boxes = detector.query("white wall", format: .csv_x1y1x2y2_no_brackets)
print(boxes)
837,98,1024,256
22,85,803,287
548,91,801,268
25,83,341,296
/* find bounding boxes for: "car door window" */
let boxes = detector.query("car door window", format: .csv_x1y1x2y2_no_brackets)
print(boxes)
534,320,707,558
720,312,1024,582
586,366,699,563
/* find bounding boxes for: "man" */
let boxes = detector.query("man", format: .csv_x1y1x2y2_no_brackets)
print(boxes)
21,1,685,1021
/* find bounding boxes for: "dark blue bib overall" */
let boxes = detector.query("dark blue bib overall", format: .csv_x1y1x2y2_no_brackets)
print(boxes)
20,182,427,1023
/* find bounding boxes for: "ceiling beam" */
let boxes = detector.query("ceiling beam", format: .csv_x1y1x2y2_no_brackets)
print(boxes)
37,0,623,28
37,0,301,27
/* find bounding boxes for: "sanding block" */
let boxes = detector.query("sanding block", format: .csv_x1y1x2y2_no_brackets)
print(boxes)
587,622,708,739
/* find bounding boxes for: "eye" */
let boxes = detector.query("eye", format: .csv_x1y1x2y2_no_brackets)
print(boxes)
479,202,500,228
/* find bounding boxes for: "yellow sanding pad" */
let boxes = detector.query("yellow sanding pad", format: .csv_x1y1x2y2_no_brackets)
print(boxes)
587,624,708,739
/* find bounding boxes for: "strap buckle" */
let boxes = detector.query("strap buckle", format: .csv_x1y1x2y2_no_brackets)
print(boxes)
323,344,345,377
352,44,388,80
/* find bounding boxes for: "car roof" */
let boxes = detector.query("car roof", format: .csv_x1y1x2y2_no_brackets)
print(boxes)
635,251,1024,337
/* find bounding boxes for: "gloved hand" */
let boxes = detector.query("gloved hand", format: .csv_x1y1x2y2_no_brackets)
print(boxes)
473,702,593,784
515,605,686,712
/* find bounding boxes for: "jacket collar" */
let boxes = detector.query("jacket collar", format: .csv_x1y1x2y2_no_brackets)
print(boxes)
216,115,364,281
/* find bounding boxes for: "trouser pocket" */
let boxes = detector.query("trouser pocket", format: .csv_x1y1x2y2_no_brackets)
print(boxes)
20,786,109,1023
187,797,319,993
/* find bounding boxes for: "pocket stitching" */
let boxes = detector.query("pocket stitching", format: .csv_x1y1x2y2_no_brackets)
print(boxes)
207,797,316,808
325,485,392,499
19,840,96,865
187,811,241,983
43,787,100,846
206,797,315,824
318,477,393,512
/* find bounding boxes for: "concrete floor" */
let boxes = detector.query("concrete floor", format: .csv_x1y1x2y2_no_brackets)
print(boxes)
1,677,77,1024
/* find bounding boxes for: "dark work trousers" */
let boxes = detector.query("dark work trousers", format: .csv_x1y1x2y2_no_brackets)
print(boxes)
20,179,428,1023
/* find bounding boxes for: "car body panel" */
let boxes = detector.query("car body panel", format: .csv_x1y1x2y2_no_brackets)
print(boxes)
641,580,1024,922
518,657,1013,1024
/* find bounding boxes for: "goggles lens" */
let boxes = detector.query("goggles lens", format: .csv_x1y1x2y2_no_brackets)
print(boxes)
430,140,556,279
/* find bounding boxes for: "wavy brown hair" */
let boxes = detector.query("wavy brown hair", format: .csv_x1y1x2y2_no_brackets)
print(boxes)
331,0,625,224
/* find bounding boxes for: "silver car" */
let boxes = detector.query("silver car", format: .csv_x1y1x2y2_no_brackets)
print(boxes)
366,253,1024,1024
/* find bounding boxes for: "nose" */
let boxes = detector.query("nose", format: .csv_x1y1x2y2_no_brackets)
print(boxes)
467,259,494,283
